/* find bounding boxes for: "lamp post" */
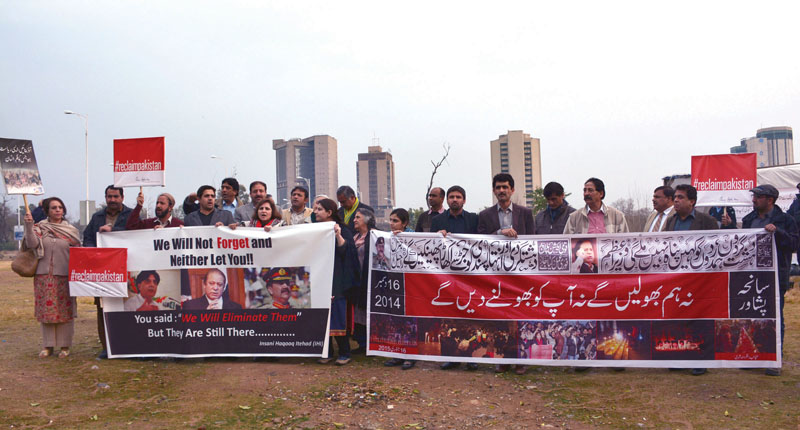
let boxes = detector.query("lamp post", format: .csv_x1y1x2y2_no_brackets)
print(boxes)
296,176,312,207
64,110,89,224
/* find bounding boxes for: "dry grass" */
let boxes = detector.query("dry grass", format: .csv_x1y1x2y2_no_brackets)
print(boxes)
0,261,798,429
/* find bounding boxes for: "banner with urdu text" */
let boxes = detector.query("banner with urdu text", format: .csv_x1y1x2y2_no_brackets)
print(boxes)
97,223,335,358
367,230,780,368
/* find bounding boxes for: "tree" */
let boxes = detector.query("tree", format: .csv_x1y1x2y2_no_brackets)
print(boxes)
527,188,572,214
610,197,650,232
408,207,426,231
424,143,451,209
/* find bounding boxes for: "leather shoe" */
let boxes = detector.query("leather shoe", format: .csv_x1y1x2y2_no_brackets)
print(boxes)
401,360,416,370
440,362,459,370
765,368,781,376
691,368,707,376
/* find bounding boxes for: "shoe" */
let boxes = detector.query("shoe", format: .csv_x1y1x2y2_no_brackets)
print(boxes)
613,367,626,372
691,368,707,376
317,357,334,364
38,349,52,358
351,347,366,355
514,365,527,375
466,363,479,371
384,358,403,367
440,362,460,370
97,350,108,359
495,364,509,373
765,368,781,376
401,360,416,370
574,367,590,372
335,356,351,365
57,349,70,359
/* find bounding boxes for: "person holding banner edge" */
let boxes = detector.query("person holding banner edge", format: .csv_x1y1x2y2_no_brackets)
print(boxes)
665,184,719,376
84,185,133,359
725,184,798,376
313,198,360,365
23,197,81,358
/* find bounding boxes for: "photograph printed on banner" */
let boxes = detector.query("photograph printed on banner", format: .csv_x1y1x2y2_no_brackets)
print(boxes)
715,319,776,357
370,313,418,349
0,138,44,195
417,318,518,359
123,270,182,311
518,321,597,360
596,321,652,360
651,320,715,360
243,266,311,309
180,268,246,310
570,237,600,274
372,236,390,271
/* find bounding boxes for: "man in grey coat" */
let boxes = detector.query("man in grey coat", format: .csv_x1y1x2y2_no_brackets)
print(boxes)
534,182,576,235
184,185,235,227
234,181,267,225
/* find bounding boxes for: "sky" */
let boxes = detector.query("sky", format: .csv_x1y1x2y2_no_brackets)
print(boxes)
1,1,799,218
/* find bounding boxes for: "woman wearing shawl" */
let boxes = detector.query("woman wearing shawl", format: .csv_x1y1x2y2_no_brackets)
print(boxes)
23,197,81,358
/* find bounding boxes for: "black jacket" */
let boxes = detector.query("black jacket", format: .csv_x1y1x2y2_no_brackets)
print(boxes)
83,205,133,247
741,206,799,288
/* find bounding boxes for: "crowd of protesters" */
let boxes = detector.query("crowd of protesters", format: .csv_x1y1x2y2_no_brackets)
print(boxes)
22,172,797,377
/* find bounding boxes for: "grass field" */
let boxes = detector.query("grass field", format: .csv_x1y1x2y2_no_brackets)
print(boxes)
0,261,798,429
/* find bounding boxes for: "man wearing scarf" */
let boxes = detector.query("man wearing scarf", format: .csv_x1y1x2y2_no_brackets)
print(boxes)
336,185,373,233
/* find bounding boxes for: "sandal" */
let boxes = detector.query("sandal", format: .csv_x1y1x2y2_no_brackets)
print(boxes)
317,357,334,364
57,349,70,359
38,348,52,358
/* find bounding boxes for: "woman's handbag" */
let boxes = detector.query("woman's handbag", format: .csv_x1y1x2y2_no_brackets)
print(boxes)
11,248,38,277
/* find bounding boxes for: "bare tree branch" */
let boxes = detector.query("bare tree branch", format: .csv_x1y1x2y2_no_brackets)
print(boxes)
425,142,451,209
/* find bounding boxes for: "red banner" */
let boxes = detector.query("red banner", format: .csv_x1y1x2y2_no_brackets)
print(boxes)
68,248,128,297
691,153,757,206
404,272,729,320
113,136,165,187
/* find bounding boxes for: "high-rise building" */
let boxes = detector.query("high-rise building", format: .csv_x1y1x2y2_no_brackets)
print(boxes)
489,130,542,207
356,145,395,227
272,135,338,207
730,126,794,167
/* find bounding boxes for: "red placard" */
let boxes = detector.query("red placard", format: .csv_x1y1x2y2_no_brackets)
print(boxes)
113,136,165,187
691,153,757,206
68,248,128,297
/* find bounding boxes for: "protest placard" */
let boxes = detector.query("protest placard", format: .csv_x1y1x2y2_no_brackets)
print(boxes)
69,248,129,297
113,137,165,187
692,153,757,206
367,230,780,368
97,223,334,358
0,138,44,195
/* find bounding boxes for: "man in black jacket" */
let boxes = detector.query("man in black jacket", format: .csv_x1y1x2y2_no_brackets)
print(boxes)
83,185,133,359
724,184,798,376
431,185,478,236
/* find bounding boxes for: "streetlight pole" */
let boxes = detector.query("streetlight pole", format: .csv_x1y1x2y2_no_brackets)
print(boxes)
64,110,89,224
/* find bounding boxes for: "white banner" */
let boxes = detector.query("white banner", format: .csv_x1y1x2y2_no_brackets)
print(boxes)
96,223,336,358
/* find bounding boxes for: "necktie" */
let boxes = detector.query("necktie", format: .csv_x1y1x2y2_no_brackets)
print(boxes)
652,212,664,232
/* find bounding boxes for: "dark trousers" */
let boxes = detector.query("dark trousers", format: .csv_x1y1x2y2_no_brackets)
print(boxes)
94,298,107,351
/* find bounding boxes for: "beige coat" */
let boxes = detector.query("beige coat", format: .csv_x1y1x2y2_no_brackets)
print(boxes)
563,204,629,234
